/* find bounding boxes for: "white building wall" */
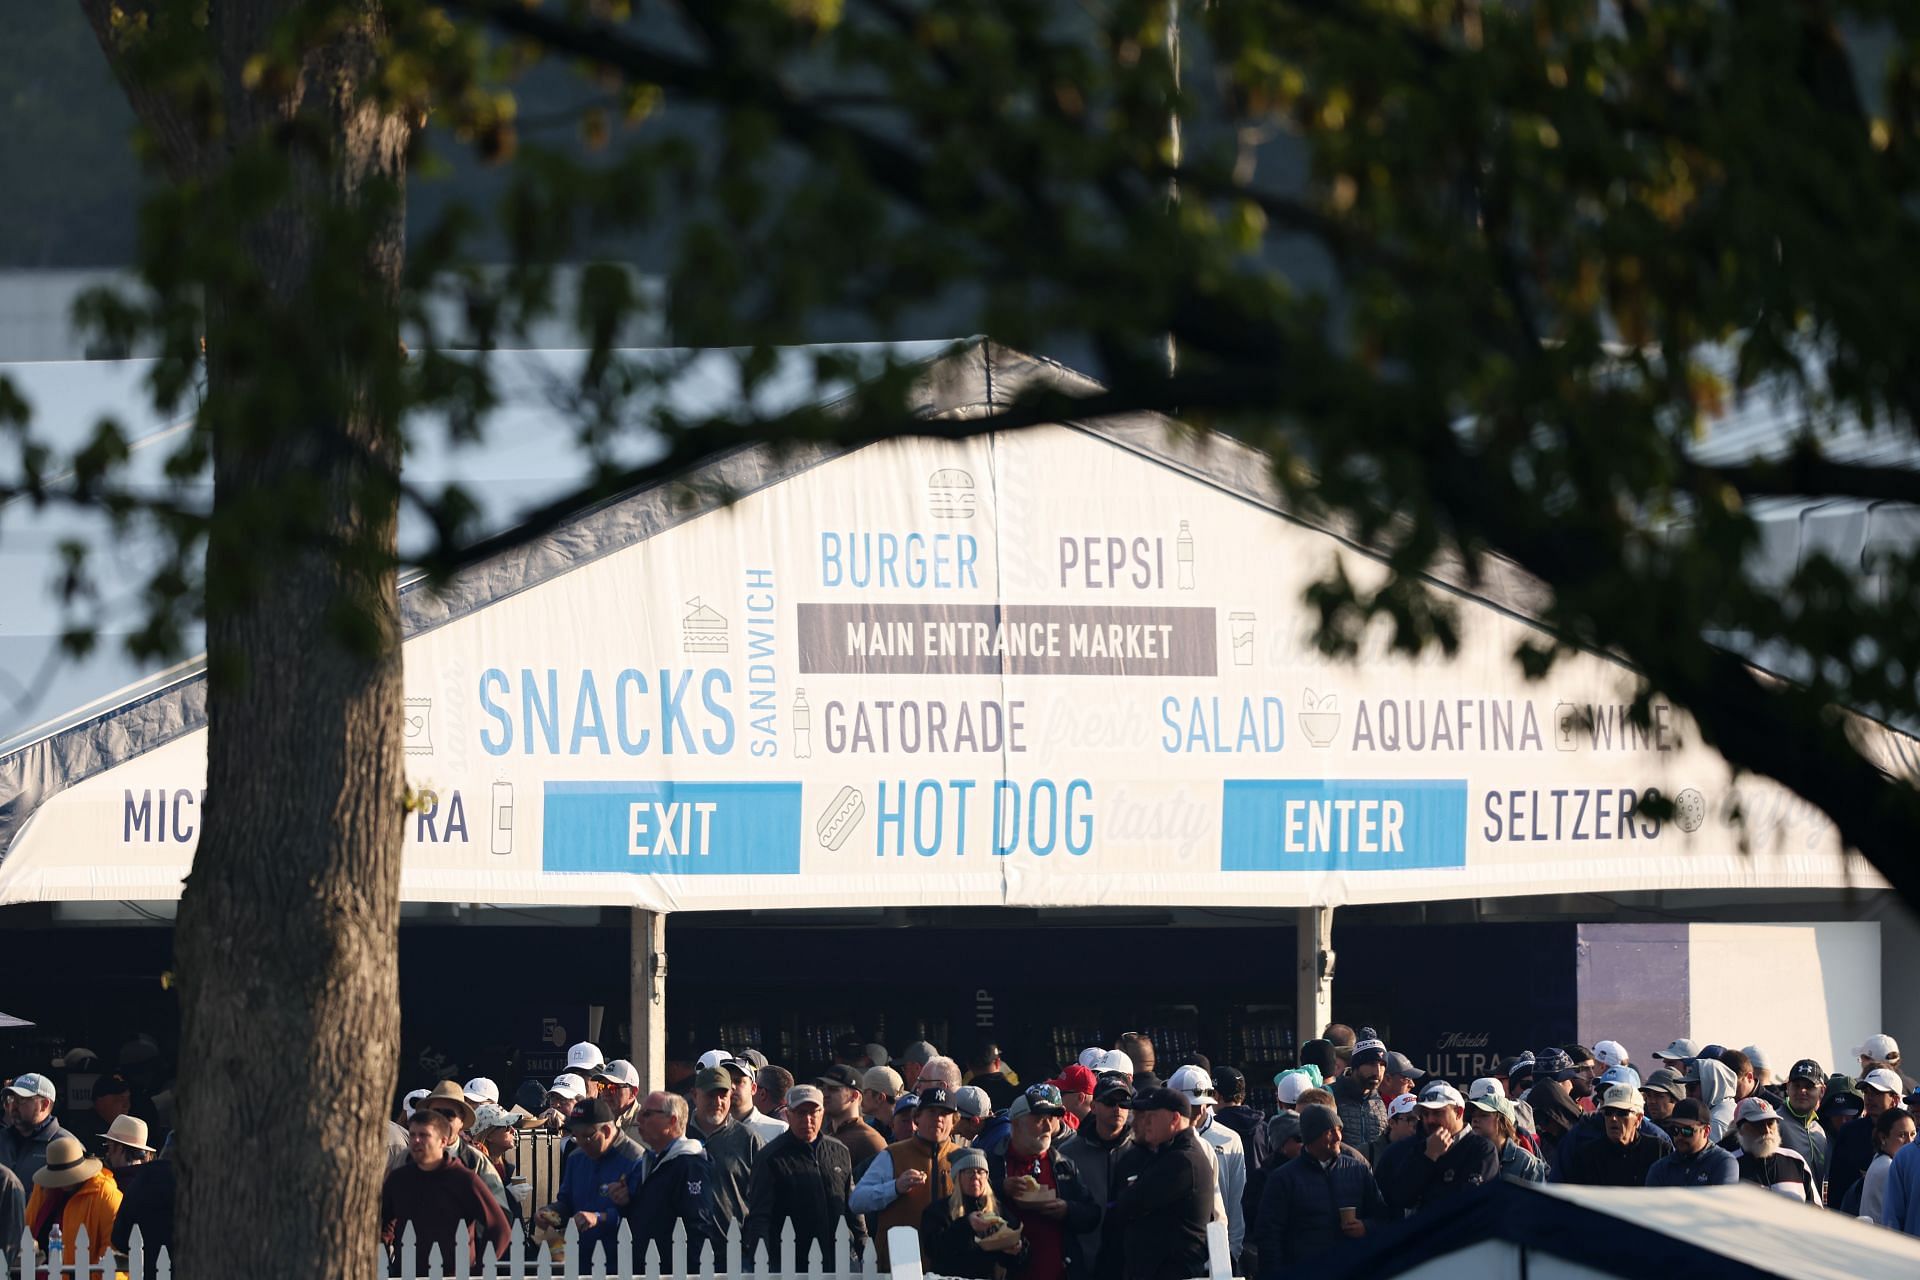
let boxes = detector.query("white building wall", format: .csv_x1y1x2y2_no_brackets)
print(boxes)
1688,921,1881,1072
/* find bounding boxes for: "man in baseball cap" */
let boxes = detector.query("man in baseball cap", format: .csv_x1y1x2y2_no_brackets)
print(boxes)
1594,1040,1632,1072
1381,1051,1426,1104
1645,1099,1738,1185
1853,1033,1902,1078
860,1065,905,1135
817,1064,885,1169
1638,1068,1688,1137
0,1074,72,1186
1051,1064,1098,1129
1777,1058,1830,1187
1828,1067,1905,1214
1166,1068,1247,1262
1730,1096,1819,1202
1564,1083,1665,1187
686,1066,761,1238
1376,1083,1497,1216
1653,1038,1701,1062
849,1084,959,1268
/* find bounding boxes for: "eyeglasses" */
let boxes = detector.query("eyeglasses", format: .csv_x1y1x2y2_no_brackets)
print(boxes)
1667,1125,1701,1138
1601,1108,1636,1121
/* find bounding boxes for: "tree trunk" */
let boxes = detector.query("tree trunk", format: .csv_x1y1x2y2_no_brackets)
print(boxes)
79,2,414,1275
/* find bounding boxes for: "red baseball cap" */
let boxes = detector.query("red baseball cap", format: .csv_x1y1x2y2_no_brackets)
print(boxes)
1051,1064,1098,1095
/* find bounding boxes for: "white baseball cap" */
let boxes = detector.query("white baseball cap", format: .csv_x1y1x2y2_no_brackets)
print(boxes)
1275,1072,1314,1107
1854,1033,1902,1064
1468,1078,1507,1102
463,1077,501,1106
1599,1084,1643,1114
1594,1040,1630,1070
596,1059,641,1089
1653,1038,1700,1062
1078,1047,1106,1071
1100,1049,1134,1076
1417,1083,1464,1109
402,1087,430,1118
565,1042,605,1072
1736,1096,1778,1125
1388,1092,1421,1119
549,1073,588,1101
697,1049,732,1070
1167,1065,1214,1106
1862,1068,1905,1095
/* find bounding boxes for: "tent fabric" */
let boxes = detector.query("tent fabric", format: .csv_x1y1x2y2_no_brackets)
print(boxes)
1316,1179,1920,1280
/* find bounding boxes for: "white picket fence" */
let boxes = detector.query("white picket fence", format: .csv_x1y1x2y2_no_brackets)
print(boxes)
8,1215,1236,1280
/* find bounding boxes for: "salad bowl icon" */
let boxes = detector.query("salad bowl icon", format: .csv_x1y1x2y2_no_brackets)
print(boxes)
1299,689,1341,748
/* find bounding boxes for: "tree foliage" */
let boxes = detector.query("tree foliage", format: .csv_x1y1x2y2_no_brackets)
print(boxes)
10,1,1920,887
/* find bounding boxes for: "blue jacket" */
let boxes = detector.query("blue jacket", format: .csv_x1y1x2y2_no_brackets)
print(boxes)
1882,1141,1920,1233
1645,1144,1738,1187
1254,1152,1383,1273
554,1134,645,1262
624,1138,723,1265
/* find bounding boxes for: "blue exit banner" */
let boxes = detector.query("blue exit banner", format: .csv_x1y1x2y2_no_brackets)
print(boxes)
1221,779,1468,871
544,781,803,874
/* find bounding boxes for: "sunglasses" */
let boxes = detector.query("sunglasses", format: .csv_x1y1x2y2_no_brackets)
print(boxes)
1667,1125,1701,1138
429,1107,464,1121
1601,1108,1637,1120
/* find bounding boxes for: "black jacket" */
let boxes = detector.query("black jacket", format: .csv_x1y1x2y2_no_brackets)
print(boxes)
1736,1149,1819,1202
1563,1132,1666,1188
743,1131,867,1264
1254,1152,1385,1273
985,1145,1103,1279
921,1193,1030,1279
1109,1130,1213,1280
1827,1114,1879,1214
1212,1105,1271,1172
111,1157,176,1280
1378,1129,1498,1216
624,1139,724,1265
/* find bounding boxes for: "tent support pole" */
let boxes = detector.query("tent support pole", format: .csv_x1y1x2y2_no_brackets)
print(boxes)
630,908,667,1092
1296,905,1335,1052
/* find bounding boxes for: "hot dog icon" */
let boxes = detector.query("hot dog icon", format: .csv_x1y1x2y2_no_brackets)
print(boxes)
817,786,865,851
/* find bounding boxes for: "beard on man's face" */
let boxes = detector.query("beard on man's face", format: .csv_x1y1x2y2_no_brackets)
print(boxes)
1736,1125,1780,1159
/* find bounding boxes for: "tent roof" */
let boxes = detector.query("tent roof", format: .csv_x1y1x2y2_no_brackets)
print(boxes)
1321,1180,1920,1280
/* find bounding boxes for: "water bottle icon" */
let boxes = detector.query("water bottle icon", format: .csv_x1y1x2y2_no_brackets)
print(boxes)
1177,521,1195,590
794,689,812,759
48,1223,63,1272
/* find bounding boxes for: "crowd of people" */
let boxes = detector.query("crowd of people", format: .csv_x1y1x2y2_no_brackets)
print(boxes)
6,1024,1920,1277
376,1025,1920,1275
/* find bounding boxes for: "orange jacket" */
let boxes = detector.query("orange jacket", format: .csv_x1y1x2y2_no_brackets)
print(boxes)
25,1170,124,1268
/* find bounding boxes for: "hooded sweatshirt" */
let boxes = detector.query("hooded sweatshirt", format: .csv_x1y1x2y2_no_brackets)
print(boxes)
1695,1060,1739,1143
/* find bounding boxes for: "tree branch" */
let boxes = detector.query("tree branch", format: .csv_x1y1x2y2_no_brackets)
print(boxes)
75,0,212,182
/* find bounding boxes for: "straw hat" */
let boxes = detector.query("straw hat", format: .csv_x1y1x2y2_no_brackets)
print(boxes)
419,1080,477,1129
34,1136,102,1189
104,1115,155,1153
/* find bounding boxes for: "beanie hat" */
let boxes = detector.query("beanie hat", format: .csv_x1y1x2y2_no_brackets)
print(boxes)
1350,1028,1388,1068
1298,1104,1340,1145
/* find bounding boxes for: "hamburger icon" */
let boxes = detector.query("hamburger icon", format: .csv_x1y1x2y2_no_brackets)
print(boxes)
928,468,977,519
